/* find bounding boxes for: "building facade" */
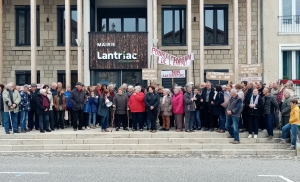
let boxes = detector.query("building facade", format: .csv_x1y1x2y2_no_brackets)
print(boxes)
0,0,260,88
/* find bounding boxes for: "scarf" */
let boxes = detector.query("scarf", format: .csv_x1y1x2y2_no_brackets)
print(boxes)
250,94,259,105
41,95,49,108
58,94,63,105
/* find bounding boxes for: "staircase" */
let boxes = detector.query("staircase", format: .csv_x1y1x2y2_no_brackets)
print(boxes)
0,128,298,156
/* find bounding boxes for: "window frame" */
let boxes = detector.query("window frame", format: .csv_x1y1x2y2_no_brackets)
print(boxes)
15,70,40,86
57,5,78,46
278,44,300,80
15,5,40,46
161,5,186,46
279,0,300,34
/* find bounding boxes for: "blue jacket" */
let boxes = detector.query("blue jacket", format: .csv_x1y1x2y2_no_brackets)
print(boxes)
19,90,31,111
97,95,109,117
64,91,72,109
88,97,98,113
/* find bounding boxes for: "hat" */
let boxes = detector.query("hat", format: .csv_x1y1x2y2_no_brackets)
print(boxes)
24,84,30,88
76,82,84,86
31,83,37,87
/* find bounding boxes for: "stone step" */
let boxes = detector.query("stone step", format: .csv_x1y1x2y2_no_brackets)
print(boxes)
0,149,295,156
0,138,289,145
0,143,292,151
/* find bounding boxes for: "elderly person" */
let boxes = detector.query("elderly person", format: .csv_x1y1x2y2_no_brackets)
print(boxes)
212,85,225,133
70,82,87,131
28,83,40,131
126,85,134,128
43,85,54,131
50,82,58,129
113,87,128,131
201,82,215,131
225,89,243,144
36,89,51,133
194,88,202,130
64,85,72,127
172,87,184,132
19,85,31,133
246,88,263,138
158,89,172,131
128,86,145,131
2,82,21,134
0,84,4,126
281,90,293,127
145,86,160,132
54,89,66,129
15,85,21,92
271,82,279,98
184,84,196,132
98,89,111,132
263,88,279,140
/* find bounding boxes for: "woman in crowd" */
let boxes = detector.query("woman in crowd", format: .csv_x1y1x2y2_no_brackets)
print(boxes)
212,85,226,133
246,88,263,138
36,89,51,133
43,85,54,131
88,90,98,129
64,85,72,127
97,89,111,132
54,89,66,129
126,85,134,129
184,84,196,132
113,87,128,131
158,89,172,131
82,86,90,129
194,88,202,130
128,86,145,131
145,86,160,133
172,87,184,132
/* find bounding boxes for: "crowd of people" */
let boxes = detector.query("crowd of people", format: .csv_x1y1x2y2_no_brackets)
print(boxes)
0,80,299,150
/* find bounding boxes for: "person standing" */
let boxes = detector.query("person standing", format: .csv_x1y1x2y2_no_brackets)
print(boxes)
184,84,196,132
64,85,72,127
19,85,31,133
246,89,263,138
54,89,66,129
279,99,300,150
193,88,202,130
280,90,293,129
50,82,58,130
0,84,4,126
201,82,215,131
97,89,111,132
128,86,145,131
113,87,128,131
70,82,86,131
43,85,54,131
263,88,279,140
145,86,160,132
172,87,184,132
28,83,39,131
225,89,243,144
158,89,172,131
36,89,51,133
2,82,21,134
88,91,98,129
212,85,226,133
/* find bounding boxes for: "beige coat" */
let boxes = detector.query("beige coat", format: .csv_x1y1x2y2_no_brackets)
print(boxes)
2,89,21,113
47,91,54,111
158,96,172,116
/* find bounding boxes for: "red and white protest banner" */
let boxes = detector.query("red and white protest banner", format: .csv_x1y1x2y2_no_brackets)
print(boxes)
161,70,186,78
151,47,194,67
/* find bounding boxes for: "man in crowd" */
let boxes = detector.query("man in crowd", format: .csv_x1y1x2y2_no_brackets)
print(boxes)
256,81,265,131
200,82,214,131
263,88,279,140
28,83,39,130
50,82,58,130
19,84,31,133
70,82,86,131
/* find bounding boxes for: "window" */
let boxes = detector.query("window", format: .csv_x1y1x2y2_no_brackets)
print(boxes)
279,0,300,33
57,70,78,88
204,5,228,46
162,6,186,46
282,50,300,80
15,71,40,86
15,6,40,46
57,6,78,46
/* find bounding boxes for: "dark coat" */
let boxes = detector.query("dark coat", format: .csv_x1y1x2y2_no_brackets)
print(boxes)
0,91,4,111
213,91,225,116
245,95,264,116
113,94,128,115
97,95,110,117
245,88,253,104
184,91,195,112
30,90,40,111
144,92,160,111
69,89,87,111
36,95,50,115
194,94,202,111
201,88,215,110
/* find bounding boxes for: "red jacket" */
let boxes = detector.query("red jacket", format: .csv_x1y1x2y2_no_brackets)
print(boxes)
128,92,145,113
172,91,184,114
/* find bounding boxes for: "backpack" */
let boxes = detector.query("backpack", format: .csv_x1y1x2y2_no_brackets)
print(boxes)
221,92,229,108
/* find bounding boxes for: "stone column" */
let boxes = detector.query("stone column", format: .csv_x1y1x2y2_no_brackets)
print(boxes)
187,0,192,82
31,0,37,83
233,0,239,83
147,0,153,69
83,0,90,85
199,0,204,83
65,0,71,86
77,0,83,82
152,0,157,70
0,0,3,83
246,0,251,64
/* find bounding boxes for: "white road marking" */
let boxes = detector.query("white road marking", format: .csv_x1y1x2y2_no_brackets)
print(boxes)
0,172,49,175
258,175,294,182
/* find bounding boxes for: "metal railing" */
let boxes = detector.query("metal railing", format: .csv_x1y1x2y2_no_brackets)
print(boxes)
279,15,300,33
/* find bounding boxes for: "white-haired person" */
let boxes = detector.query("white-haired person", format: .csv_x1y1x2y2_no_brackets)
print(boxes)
172,87,184,132
36,89,51,133
184,84,196,132
128,86,145,131
19,84,31,133
2,82,21,134
43,85,54,131
158,89,172,131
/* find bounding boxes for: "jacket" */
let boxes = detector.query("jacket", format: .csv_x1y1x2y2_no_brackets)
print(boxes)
30,90,39,111
245,95,264,116
70,88,87,111
158,95,172,116
113,94,128,115
0,91,3,111
2,89,21,113
184,91,195,112
50,88,57,98
281,96,293,117
64,91,72,109
128,92,145,113
226,96,243,117
263,95,279,114
201,88,215,110
213,91,225,116
144,92,160,111
36,95,50,115
289,105,300,125
19,90,31,111
194,94,202,110
46,91,53,111
88,96,98,113
97,95,110,117
54,94,67,111
172,91,184,114
245,88,253,104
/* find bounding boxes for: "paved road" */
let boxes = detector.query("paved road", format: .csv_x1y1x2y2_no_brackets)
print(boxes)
0,156,299,182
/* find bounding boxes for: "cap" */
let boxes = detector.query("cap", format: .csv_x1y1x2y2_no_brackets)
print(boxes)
31,83,37,87
24,84,30,88
76,82,84,86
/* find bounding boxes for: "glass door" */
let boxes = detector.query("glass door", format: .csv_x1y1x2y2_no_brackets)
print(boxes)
92,71,120,88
